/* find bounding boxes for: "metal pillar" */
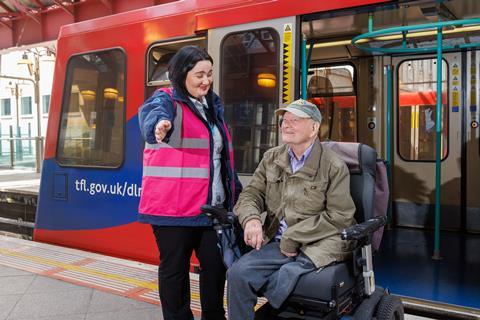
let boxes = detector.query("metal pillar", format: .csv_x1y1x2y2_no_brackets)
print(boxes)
33,54,43,174
385,64,393,223
301,34,307,99
433,26,443,260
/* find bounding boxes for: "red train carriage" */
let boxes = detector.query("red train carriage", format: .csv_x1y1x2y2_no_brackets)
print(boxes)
35,0,480,312
35,0,386,265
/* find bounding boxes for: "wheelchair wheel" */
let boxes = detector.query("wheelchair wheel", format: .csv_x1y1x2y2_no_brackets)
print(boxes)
375,294,404,320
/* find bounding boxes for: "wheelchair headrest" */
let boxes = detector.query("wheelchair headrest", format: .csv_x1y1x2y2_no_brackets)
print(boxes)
322,141,376,175
322,141,377,223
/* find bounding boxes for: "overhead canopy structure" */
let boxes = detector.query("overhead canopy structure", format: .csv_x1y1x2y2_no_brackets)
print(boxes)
0,0,175,51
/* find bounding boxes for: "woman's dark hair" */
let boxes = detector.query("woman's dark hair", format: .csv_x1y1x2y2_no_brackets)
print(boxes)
168,45,213,98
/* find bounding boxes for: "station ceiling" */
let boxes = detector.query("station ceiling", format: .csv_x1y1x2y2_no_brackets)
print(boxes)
0,0,175,51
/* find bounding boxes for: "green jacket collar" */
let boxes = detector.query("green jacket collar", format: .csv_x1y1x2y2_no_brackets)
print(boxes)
273,138,322,179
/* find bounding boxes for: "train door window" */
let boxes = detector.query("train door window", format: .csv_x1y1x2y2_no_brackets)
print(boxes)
57,49,126,167
398,59,448,161
307,65,356,142
146,37,207,98
220,28,279,173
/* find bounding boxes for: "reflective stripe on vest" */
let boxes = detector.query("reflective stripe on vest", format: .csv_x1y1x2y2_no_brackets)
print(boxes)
145,138,209,150
143,166,209,178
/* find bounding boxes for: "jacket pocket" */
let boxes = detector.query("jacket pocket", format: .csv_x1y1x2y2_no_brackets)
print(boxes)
265,170,283,211
294,180,328,216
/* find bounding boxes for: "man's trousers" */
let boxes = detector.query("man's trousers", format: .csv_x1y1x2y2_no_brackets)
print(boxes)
227,242,316,320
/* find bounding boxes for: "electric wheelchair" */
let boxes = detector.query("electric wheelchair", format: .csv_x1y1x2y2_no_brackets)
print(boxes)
202,142,404,320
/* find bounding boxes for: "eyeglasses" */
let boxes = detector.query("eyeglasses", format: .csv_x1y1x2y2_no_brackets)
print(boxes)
280,116,305,127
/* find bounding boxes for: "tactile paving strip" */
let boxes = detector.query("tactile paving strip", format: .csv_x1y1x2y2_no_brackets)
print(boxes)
0,236,267,316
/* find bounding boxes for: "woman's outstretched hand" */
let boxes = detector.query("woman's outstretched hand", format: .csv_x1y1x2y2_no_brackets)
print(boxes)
155,120,172,143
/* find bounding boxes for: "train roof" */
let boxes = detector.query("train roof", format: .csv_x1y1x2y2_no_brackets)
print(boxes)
59,0,389,39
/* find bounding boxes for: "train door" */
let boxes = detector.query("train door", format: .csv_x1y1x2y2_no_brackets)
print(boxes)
208,17,296,182
465,51,480,232
391,53,463,230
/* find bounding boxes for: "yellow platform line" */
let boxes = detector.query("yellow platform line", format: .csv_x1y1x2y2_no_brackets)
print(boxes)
0,245,267,311
0,247,158,291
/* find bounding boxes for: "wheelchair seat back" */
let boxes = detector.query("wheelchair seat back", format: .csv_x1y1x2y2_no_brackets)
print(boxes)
322,141,377,223
323,141,388,251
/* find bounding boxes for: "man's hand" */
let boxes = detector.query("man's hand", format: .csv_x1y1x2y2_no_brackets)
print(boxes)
155,120,172,143
244,219,263,250
280,249,298,257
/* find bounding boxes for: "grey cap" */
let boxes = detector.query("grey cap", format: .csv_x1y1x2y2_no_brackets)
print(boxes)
275,99,322,123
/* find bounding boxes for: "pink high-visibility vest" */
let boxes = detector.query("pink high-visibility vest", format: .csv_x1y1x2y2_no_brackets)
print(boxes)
139,88,235,217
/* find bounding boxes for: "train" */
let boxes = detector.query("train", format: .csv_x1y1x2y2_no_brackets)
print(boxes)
34,0,480,310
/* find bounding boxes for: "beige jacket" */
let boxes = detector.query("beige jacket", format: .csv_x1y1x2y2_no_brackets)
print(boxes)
234,138,356,268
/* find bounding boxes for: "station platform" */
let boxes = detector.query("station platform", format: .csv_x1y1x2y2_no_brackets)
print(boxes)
0,234,433,320
0,169,40,195
0,234,177,319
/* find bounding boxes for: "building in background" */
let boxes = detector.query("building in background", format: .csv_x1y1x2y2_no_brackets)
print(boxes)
0,44,55,169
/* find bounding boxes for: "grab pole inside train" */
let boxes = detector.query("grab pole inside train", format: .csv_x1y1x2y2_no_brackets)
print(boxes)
352,16,480,260
433,25,443,260
385,64,393,224
301,34,307,99
301,32,315,100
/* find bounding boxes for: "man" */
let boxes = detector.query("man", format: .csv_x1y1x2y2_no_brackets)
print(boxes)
227,99,356,319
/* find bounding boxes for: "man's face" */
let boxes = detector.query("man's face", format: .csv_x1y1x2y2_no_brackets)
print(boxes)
280,112,318,145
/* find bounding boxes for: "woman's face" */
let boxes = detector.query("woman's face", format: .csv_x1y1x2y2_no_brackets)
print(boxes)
185,60,213,99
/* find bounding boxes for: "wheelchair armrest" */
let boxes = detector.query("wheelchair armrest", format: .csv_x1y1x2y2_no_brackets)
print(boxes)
341,216,386,241
200,204,235,225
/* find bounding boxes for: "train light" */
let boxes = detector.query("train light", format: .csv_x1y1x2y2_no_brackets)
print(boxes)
104,88,119,100
81,90,96,101
257,73,276,88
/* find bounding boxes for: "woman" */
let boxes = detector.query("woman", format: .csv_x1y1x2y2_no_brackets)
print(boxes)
138,45,242,320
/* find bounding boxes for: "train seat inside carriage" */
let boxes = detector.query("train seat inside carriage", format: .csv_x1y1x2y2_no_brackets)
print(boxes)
307,75,333,97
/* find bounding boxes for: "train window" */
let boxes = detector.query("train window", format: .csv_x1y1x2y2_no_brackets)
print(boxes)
1,98,11,116
221,28,279,174
21,97,32,115
398,59,448,161
57,49,126,168
307,65,357,142
146,37,207,98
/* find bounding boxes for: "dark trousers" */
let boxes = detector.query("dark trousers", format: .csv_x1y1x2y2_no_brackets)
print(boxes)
152,225,226,320
227,242,316,320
